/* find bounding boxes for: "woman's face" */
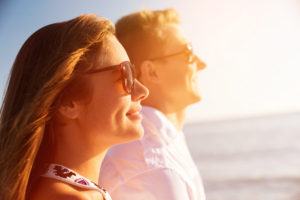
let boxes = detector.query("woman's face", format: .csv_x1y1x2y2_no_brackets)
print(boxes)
77,35,149,147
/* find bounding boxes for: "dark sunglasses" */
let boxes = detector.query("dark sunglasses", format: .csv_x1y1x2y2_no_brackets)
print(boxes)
86,61,135,94
149,43,197,63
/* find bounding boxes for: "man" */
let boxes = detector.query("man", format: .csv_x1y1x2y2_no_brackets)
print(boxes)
99,9,206,200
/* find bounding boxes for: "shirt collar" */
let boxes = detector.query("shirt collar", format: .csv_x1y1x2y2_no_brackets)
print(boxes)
141,106,181,145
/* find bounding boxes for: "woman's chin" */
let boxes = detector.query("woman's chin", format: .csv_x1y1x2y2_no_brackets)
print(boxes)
128,125,144,140
114,124,144,145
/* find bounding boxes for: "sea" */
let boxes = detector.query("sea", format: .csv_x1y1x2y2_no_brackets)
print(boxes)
183,112,300,200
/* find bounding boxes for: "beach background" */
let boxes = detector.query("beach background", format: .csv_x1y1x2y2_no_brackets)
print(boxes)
1,1,300,199
184,112,300,200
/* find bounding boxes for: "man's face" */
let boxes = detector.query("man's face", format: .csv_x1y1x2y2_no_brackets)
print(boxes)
152,24,206,110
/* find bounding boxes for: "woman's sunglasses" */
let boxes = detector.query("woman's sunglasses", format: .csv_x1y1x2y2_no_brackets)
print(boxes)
86,61,135,94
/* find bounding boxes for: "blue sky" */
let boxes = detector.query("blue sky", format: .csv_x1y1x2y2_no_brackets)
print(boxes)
0,0,176,103
1,0,300,122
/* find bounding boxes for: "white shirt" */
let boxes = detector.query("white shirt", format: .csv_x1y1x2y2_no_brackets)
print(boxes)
99,106,206,200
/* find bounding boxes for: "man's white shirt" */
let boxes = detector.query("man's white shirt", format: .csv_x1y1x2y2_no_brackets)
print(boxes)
99,106,206,200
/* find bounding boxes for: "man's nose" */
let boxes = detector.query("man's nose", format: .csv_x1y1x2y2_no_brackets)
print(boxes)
193,55,206,70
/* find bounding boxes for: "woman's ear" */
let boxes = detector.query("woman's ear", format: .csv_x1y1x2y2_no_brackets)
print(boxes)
57,101,81,120
139,60,160,83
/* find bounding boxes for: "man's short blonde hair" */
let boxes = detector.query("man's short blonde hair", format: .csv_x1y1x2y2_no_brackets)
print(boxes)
116,9,180,75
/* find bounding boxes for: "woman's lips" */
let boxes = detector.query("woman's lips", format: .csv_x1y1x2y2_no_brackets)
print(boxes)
126,106,142,121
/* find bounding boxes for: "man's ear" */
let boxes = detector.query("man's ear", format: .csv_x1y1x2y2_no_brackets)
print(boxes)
57,101,81,120
139,60,160,83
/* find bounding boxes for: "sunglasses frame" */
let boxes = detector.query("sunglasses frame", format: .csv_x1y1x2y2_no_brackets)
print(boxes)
86,61,135,94
148,43,194,62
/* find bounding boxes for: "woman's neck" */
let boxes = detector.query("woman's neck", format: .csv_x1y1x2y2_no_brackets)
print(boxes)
52,126,108,183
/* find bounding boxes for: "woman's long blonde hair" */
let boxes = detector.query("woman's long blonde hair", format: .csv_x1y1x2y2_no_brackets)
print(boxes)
0,14,114,200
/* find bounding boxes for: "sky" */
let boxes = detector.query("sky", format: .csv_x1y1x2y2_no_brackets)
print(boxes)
1,0,300,123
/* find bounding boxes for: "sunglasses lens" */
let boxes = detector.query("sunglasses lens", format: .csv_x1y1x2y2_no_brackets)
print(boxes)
122,62,135,94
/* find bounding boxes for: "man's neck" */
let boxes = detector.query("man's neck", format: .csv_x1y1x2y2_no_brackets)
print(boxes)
164,110,186,131
143,103,186,131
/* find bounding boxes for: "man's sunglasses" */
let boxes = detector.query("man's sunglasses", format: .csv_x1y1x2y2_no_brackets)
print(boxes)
149,43,197,63
86,61,135,94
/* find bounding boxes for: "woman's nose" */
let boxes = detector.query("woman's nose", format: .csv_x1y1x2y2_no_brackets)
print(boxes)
131,79,149,101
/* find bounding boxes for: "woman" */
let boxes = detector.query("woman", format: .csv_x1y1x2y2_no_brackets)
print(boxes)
0,14,148,200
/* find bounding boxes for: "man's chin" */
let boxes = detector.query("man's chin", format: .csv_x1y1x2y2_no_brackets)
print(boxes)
190,95,201,105
189,90,202,103
180,92,201,109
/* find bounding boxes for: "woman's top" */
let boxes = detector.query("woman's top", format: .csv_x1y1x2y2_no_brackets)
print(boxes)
41,163,112,200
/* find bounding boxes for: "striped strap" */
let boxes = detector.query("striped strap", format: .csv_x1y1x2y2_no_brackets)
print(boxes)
41,164,112,200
